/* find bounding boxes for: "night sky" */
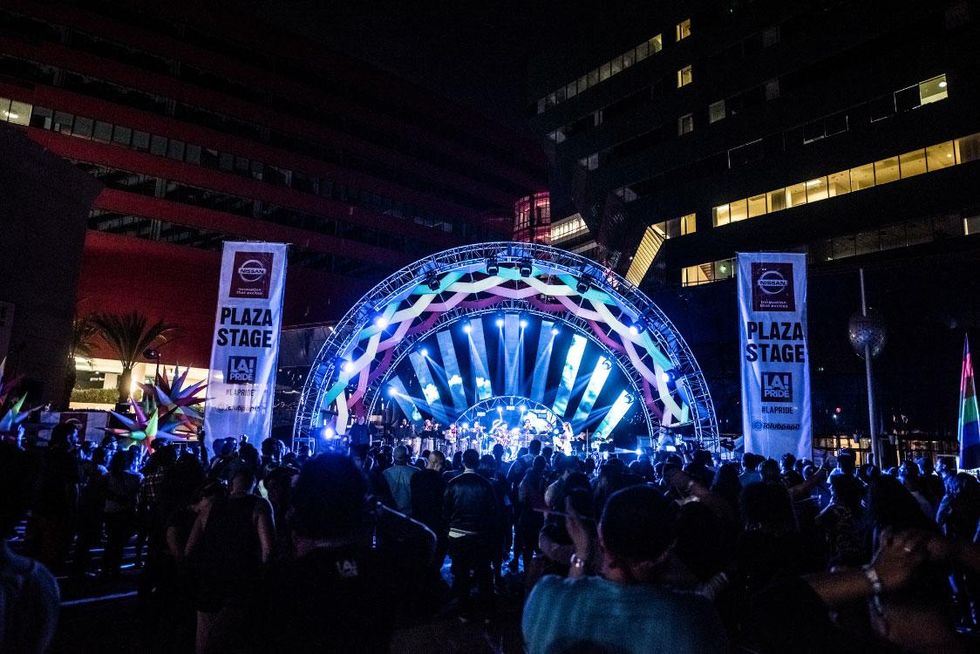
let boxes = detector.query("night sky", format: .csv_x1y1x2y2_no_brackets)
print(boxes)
238,0,649,133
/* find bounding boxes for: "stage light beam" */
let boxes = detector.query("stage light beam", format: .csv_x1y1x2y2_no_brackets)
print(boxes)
594,390,634,440
552,334,588,417
570,355,613,428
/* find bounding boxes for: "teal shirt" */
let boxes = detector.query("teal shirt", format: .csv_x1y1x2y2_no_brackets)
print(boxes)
523,575,727,654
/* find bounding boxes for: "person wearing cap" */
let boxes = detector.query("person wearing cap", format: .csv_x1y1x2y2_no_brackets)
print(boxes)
383,445,418,516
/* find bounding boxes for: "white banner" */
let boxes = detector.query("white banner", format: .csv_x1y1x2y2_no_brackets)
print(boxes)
738,252,811,460
204,242,288,452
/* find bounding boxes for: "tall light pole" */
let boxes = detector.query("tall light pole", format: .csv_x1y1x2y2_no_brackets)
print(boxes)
848,269,887,466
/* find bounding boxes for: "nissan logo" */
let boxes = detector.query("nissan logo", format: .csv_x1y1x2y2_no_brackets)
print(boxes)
238,259,267,283
757,270,788,295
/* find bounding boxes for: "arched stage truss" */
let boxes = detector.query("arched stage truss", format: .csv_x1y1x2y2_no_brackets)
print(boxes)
293,242,718,450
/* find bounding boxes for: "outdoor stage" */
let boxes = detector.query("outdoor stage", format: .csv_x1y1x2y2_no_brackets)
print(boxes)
291,242,719,454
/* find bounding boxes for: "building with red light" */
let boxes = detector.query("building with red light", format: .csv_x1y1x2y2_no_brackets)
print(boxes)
0,0,546,371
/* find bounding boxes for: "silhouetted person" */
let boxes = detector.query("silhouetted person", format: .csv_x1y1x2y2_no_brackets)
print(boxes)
444,448,497,621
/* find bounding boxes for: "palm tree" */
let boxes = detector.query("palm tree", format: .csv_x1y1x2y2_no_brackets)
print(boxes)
91,312,176,405
63,314,99,408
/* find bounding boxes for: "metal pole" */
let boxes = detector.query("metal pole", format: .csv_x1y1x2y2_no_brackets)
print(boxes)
859,268,879,467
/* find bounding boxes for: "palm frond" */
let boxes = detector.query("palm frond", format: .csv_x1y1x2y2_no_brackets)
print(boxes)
91,312,176,369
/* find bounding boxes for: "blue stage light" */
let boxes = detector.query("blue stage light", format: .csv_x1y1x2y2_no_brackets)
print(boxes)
463,323,472,334
420,347,429,357
519,318,528,328
343,360,355,373
496,317,504,328
387,386,397,397
375,315,388,328
551,327,559,336
660,371,670,383
629,324,640,336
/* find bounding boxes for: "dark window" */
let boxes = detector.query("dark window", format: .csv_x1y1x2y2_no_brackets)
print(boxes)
167,139,185,161
219,152,234,171
132,130,150,151
74,116,94,139
53,111,73,134
185,143,201,165
870,94,894,121
802,120,825,143
894,86,919,112
201,148,219,169
93,121,113,143
29,106,52,129
149,134,167,155
112,125,132,146
825,113,848,136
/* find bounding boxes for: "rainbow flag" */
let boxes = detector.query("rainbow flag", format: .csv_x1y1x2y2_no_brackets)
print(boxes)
960,335,980,469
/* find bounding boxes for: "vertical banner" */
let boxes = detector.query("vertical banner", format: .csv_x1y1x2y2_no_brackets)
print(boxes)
204,242,287,452
738,252,811,460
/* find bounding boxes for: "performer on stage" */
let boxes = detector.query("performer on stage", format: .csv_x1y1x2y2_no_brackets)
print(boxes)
394,418,414,443
556,421,573,455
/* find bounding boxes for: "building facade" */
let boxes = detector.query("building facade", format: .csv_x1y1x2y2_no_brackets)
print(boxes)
0,0,546,369
529,0,979,287
528,0,980,440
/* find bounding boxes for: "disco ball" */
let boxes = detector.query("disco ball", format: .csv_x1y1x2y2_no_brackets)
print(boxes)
848,310,887,360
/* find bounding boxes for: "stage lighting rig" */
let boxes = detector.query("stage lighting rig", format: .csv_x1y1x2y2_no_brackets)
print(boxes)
576,277,591,294
486,257,500,275
425,272,441,291
519,258,533,277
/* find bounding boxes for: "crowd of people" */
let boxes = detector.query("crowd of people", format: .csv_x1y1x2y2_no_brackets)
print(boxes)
2,422,980,653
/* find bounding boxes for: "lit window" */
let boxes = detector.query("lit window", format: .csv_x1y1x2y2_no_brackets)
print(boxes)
600,62,612,81
850,163,875,190
806,177,829,202
610,56,623,76
649,34,663,54
786,182,807,208
5,99,31,126
713,204,730,226
828,171,851,197
927,141,956,170
676,19,691,41
874,157,900,185
767,188,787,212
566,81,577,99
729,199,748,223
677,65,693,88
680,213,696,235
678,113,694,135
748,194,767,218
709,100,726,124
899,149,927,178
919,74,948,105
635,41,649,61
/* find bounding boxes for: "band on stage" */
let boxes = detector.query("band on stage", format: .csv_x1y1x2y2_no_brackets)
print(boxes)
348,415,593,457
